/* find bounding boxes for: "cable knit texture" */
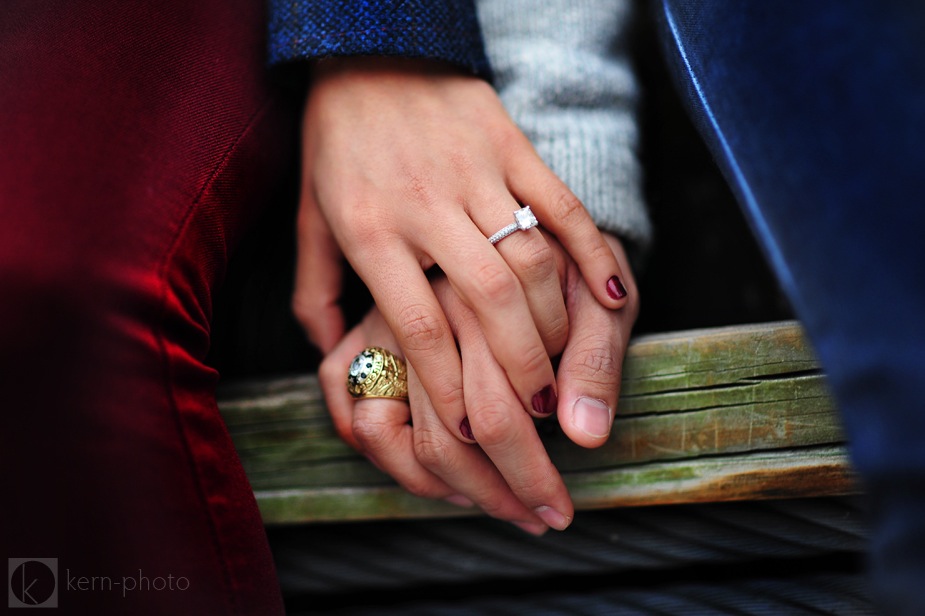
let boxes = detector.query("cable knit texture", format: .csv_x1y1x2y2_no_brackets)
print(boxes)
477,0,651,252
267,0,492,79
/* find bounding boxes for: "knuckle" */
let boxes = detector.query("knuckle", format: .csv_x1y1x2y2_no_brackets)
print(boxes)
587,240,615,263
549,190,588,228
401,169,438,210
351,414,390,452
429,380,465,413
343,213,387,249
520,342,551,377
565,340,621,383
473,261,518,304
447,149,476,176
397,304,447,353
351,216,379,242
413,428,459,473
343,200,394,246
471,405,517,449
491,120,531,159
513,239,556,282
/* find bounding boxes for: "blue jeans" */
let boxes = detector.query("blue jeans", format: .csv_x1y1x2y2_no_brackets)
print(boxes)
656,1,925,613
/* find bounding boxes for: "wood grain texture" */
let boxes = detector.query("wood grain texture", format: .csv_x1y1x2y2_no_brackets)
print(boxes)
252,446,855,524
217,321,860,524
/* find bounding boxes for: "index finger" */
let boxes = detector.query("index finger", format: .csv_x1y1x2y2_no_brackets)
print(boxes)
433,278,574,530
349,242,468,440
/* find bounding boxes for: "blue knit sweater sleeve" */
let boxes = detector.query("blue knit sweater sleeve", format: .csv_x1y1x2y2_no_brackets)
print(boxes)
267,0,492,79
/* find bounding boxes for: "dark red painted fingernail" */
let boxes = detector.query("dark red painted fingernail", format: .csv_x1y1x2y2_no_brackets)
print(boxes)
460,417,475,441
606,275,627,300
532,385,558,415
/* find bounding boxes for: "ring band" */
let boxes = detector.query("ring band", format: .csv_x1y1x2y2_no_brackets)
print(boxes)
488,205,539,245
347,347,409,401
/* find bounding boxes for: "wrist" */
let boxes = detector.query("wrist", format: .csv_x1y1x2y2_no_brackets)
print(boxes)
310,56,470,82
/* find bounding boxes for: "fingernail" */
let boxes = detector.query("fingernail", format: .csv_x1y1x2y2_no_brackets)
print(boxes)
574,397,613,438
445,494,475,508
531,385,558,415
606,275,627,300
460,416,475,441
513,520,548,536
534,506,572,531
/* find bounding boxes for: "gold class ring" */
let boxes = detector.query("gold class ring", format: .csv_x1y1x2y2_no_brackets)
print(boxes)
346,347,409,401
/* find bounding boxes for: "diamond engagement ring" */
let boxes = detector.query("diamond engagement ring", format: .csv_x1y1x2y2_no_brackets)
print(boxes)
347,347,409,401
488,206,539,245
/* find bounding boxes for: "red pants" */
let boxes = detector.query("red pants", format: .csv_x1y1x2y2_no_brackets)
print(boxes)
1,1,296,613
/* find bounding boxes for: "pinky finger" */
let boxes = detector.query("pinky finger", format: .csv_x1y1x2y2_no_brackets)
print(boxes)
318,326,368,452
318,324,454,501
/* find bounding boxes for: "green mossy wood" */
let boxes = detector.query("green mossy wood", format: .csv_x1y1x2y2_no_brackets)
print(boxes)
218,321,859,524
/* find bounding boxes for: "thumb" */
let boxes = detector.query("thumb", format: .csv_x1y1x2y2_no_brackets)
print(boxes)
292,191,346,354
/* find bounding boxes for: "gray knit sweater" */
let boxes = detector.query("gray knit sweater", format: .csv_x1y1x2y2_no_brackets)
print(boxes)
477,0,651,254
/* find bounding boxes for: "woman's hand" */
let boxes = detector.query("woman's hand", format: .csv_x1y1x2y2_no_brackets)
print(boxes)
317,232,638,533
294,57,630,450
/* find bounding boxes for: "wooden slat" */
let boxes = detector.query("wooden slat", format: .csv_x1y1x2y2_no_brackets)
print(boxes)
619,321,819,398
217,320,860,523
251,446,854,524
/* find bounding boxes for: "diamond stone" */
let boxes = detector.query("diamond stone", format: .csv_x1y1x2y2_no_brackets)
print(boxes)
514,206,538,231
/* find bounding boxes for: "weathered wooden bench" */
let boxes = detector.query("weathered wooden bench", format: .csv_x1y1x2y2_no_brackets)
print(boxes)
218,320,855,523
217,320,872,614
